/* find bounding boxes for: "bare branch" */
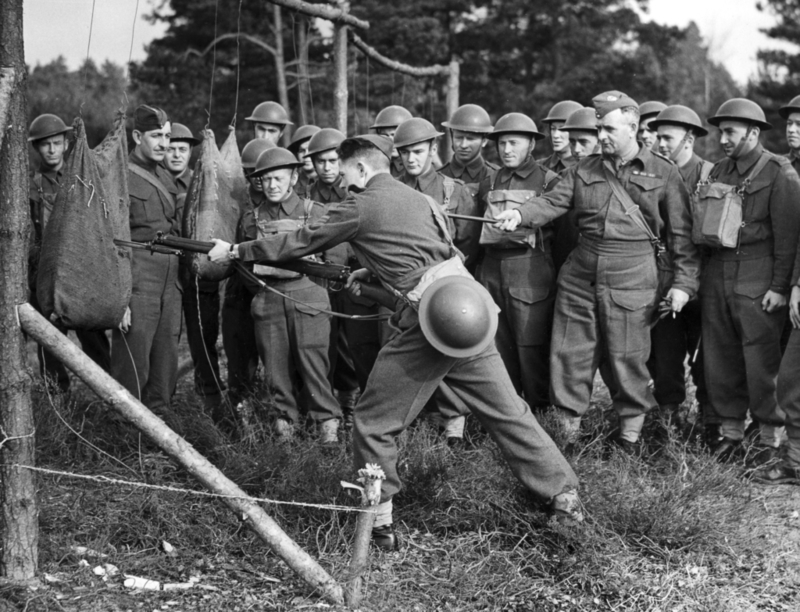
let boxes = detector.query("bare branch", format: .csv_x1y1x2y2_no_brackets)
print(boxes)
201,32,277,58
269,0,369,30
351,33,450,76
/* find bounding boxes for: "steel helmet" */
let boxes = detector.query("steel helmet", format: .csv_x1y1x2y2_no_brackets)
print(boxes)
639,101,667,120
779,95,800,119
489,113,545,141
370,105,413,130
241,138,277,169
441,104,493,133
708,98,772,131
28,114,71,143
393,118,444,150
288,124,321,152
306,128,346,158
542,101,584,124
648,105,708,137
561,108,598,132
170,123,201,146
419,276,499,358
245,101,293,126
250,147,302,177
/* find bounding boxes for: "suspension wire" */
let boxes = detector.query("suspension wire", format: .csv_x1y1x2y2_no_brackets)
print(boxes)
230,0,243,128
206,0,221,129
401,74,406,108
391,71,395,106
290,13,304,125
305,17,316,126
80,0,98,109
352,51,357,133
365,55,370,119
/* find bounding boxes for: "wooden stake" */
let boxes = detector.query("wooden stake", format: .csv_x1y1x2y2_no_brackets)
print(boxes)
345,465,385,607
16,303,344,606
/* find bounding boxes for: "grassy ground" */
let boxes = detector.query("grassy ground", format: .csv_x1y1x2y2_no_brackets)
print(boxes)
2,335,799,611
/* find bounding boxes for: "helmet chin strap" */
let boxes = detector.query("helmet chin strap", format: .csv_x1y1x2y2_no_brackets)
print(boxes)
730,125,755,160
669,130,691,163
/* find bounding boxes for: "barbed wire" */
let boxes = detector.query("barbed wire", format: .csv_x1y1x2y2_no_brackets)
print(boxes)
12,464,373,514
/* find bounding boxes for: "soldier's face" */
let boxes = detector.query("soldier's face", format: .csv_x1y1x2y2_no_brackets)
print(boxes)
134,122,171,163
597,111,636,157
657,125,691,159
165,141,192,174
297,140,315,174
786,112,800,151
254,122,283,145
399,141,435,177
35,134,68,170
247,175,262,192
638,117,657,148
568,131,599,160
497,134,533,169
260,168,297,202
376,128,399,158
451,130,486,164
313,150,340,185
718,120,754,158
549,121,570,153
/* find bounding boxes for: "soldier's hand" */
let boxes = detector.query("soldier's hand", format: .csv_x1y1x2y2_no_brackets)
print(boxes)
666,288,689,314
346,268,372,297
119,306,131,333
209,239,232,263
761,289,787,314
789,286,800,328
493,209,522,232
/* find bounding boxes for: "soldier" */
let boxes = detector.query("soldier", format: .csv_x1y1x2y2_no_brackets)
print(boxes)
783,95,800,175
246,101,293,146
287,124,320,198
164,123,199,194
219,138,274,416
208,134,583,549
238,147,342,442
477,112,559,411
111,105,183,419
538,100,584,173
439,103,498,186
306,128,365,421
700,98,800,462
494,91,700,453
552,107,600,272
638,101,667,150
28,114,110,391
648,105,716,440
370,105,413,178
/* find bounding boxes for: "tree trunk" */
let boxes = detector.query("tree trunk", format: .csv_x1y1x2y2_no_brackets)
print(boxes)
271,4,291,146
332,4,349,134
0,0,38,582
443,58,460,164
295,15,312,126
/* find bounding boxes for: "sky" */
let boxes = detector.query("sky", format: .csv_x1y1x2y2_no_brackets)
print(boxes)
22,0,799,86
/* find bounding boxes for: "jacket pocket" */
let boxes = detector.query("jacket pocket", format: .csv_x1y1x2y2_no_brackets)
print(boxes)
507,286,553,346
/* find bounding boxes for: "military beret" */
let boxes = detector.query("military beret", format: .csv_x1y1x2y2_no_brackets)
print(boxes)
592,91,639,119
134,104,169,132
345,134,394,160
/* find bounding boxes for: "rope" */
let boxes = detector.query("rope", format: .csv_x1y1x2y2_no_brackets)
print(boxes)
366,56,370,119
125,0,140,86
352,52,357,133
305,18,316,126
230,0,243,128
206,0,221,129
193,276,227,401
15,464,374,514
80,0,98,107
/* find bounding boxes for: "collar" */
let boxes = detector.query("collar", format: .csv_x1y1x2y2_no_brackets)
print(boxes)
603,143,647,172
499,155,537,181
258,190,301,217
448,154,485,180
734,143,764,175
130,147,160,173
415,166,438,191
317,177,347,201
38,166,62,184
176,168,192,189
366,172,395,189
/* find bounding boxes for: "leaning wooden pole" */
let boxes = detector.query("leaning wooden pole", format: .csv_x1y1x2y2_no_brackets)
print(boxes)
16,303,344,605
443,57,460,164
0,0,38,582
332,4,349,134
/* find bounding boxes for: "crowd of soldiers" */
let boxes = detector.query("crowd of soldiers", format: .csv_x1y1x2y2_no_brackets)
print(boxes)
27,88,800,551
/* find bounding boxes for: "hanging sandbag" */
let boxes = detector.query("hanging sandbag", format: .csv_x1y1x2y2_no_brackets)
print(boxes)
182,127,247,281
36,112,132,330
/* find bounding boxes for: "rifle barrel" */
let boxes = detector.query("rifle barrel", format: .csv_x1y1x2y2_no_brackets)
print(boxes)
445,213,498,224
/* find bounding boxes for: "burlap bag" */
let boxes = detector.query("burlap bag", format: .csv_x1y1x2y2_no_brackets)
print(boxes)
36,113,131,329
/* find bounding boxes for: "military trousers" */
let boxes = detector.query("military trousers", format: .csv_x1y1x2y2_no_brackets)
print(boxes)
340,293,382,391
328,290,360,394
221,280,259,405
183,276,224,399
701,252,786,426
251,279,341,424
550,237,658,418
111,251,182,412
481,247,555,409
778,328,800,467
648,298,708,407
353,304,578,504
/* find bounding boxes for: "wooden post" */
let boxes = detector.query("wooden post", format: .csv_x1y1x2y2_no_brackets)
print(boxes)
332,2,349,134
0,0,38,582
344,464,384,608
271,4,292,146
295,15,311,125
16,303,344,605
443,57,460,164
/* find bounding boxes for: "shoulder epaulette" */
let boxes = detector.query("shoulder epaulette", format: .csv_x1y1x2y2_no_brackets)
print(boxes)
485,160,500,171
